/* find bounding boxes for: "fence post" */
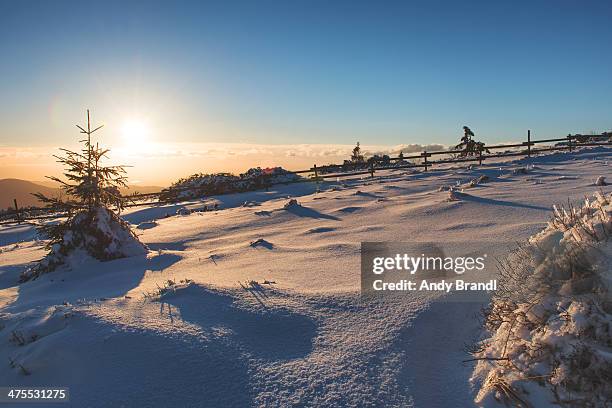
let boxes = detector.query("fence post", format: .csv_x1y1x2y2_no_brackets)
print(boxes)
369,161,375,178
313,164,318,180
567,134,573,152
478,148,483,165
527,130,531,157
423,151,428,172
13,198,21,223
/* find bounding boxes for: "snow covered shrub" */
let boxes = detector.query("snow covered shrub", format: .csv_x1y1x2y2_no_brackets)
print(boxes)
160,167,300,201
238,167,299,189
22,111,146,281
512,167,529,175
471,192,612,407
176,207,191,216
475,175,489,184
465,175,490,188
367,154,391,167
595,176,607,186
447,188,462,201
284,199,300,209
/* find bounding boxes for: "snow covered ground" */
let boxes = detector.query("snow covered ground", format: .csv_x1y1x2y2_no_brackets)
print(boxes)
0,147,610,407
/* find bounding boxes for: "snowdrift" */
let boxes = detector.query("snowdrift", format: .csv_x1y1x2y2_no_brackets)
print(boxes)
471,192,612,407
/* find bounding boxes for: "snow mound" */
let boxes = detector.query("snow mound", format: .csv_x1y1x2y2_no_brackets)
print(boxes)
22,208,147,281
471,192,612,407
249,238,274,249
283,198,300,209
136,221,158,230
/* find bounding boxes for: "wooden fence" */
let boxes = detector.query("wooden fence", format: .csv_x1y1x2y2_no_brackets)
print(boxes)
2,132,610,224
305,132,610,179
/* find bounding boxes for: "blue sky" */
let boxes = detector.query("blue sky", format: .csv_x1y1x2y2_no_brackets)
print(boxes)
1,0,611,181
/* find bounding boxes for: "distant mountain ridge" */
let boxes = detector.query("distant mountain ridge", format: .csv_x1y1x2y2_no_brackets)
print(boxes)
0,179,164,209
0,179,59,209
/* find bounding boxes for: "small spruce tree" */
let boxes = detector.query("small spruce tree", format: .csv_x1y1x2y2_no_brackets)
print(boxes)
351,142,365,164
23,110,146,281
455,126,490,157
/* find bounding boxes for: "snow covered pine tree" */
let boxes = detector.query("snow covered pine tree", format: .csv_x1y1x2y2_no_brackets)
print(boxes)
22,110,147,281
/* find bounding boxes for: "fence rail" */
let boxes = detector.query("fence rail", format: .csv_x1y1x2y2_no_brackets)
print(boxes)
2,132,610,225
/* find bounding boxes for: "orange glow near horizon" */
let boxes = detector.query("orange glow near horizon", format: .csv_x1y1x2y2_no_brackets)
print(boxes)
0,141,417,187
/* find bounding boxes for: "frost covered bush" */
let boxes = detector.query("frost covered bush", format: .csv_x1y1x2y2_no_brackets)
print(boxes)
160,167,300,201
22,111,146,281
471,192,612,407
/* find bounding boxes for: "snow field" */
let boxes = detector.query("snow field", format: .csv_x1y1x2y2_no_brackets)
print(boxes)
0,147,610,407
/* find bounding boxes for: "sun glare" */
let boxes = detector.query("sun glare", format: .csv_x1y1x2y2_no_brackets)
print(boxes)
121,120,149,148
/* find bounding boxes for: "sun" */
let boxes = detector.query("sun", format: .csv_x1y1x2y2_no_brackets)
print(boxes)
121,120,149,147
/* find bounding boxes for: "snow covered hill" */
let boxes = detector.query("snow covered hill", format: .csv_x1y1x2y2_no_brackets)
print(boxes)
0,147,610,407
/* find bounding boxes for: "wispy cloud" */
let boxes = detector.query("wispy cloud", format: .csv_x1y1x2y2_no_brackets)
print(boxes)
0,146,52,160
